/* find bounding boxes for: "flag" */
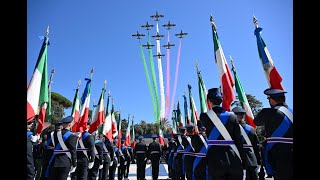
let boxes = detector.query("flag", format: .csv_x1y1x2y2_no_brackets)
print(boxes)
130,117,135,149
183,91,190,125
196,63,211,112
102,112,113,142
117,113,122,148
159,120,165,146
111,100,118,138
71,81,81,132
253,16,284,90
210,16,235,111
77,77,92,132
124,115,131,146
45,68,54,124
171,108,177,137
89,82,106,133
188,84,200,133
27,27,49,123
230,57,256,128
177,100,184,127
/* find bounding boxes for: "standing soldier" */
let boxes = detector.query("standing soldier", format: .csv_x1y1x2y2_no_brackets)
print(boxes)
148,134,162,180
42,122,62,180
254,88,293,180
71,122,95,180
192,124,209,180
117,138,128,180
199,88,247,179
233,106,262,180
134,136,148,180
48,116,78,180
100,135,114,180
174,127,186,180
183,125,196,180
109,139,119,180
27,120,36,180
87,133,104,180
125,145,133,179
167,136,177,180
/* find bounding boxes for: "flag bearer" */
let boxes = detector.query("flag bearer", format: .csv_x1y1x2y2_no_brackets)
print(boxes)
183,125,196,180
148,134,162,180
134,135,148,180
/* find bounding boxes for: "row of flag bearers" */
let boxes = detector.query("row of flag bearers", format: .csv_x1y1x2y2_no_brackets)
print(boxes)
27,115,134,180
164,87,292,180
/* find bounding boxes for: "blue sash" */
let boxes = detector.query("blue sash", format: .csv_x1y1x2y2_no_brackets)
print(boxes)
265,112,292,174
192,142,208,180
173,145,183,169
27,131,33,138
94,139,100,144
182,144,192,175
207,110,230,147
242,124,252,143
45,131,72,178
77,132,90,148
168,148,173,168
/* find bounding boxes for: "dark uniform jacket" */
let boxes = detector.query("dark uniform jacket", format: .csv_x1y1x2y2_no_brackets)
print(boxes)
148,141,162,160
94,139,104,165
27,132,35,180
77,131,95,163
254,102,293,170
103,139,114,163
239,121,262,167
182,134,196,171
199,106,247,169
134,141,148,160
51,128,78,167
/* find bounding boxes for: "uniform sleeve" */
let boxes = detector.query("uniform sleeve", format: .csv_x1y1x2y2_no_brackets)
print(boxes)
231,115,247,167
254,108,271,126
108,142,115,161
87,135,95,162
199,112,209,128
67,134,78,167
250,129,262,165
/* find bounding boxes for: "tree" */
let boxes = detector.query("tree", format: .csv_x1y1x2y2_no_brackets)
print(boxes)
42,91,73,134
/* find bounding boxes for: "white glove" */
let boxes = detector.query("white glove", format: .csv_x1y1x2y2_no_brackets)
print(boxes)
147,160,151,164
117,163,120,167
69,166,76,173
99,164,103,169
109,161,113,167
30,135,40,142
257,165,261,172
88,162,94,169
124,161,127,165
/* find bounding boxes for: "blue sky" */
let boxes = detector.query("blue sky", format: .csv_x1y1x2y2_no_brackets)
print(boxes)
27,0,293,124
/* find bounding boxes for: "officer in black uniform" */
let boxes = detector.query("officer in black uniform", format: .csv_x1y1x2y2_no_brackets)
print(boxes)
48,116,78,180
233,106,262,180
125,144,132,179
27,120,36,180
168,135,177,180
174,127,186,180
118,138,129,180
192,124,208,180
42,121,62,180
71,122,95,180
87,133,104,180
254,88,293,180
199,88,247,179
100,135,114,180
109,139,119,180
148,134,162,180
183,124,196,180
134,135,148,180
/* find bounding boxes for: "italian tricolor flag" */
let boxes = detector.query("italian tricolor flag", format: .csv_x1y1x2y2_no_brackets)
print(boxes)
71,83,80,132
254,25,284,90
102,112,114,142
211,17,235,111
130,118,135,149
159,123,165,146
232,62,256,128
124,118,131,146
196,64,211,113
77,78,92,132
89,84,105,133
27,31,49,135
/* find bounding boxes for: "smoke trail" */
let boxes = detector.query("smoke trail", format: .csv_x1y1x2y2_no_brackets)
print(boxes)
147,34,160,121
169,39,182,121
139,43,157,121
156,23,165,123
165,32,171,119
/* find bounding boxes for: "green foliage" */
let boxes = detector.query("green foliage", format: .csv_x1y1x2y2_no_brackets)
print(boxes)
51,92,73,108
246,94,263,116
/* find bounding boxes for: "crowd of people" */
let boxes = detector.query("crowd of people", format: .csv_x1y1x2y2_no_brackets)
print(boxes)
27,87,293,180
